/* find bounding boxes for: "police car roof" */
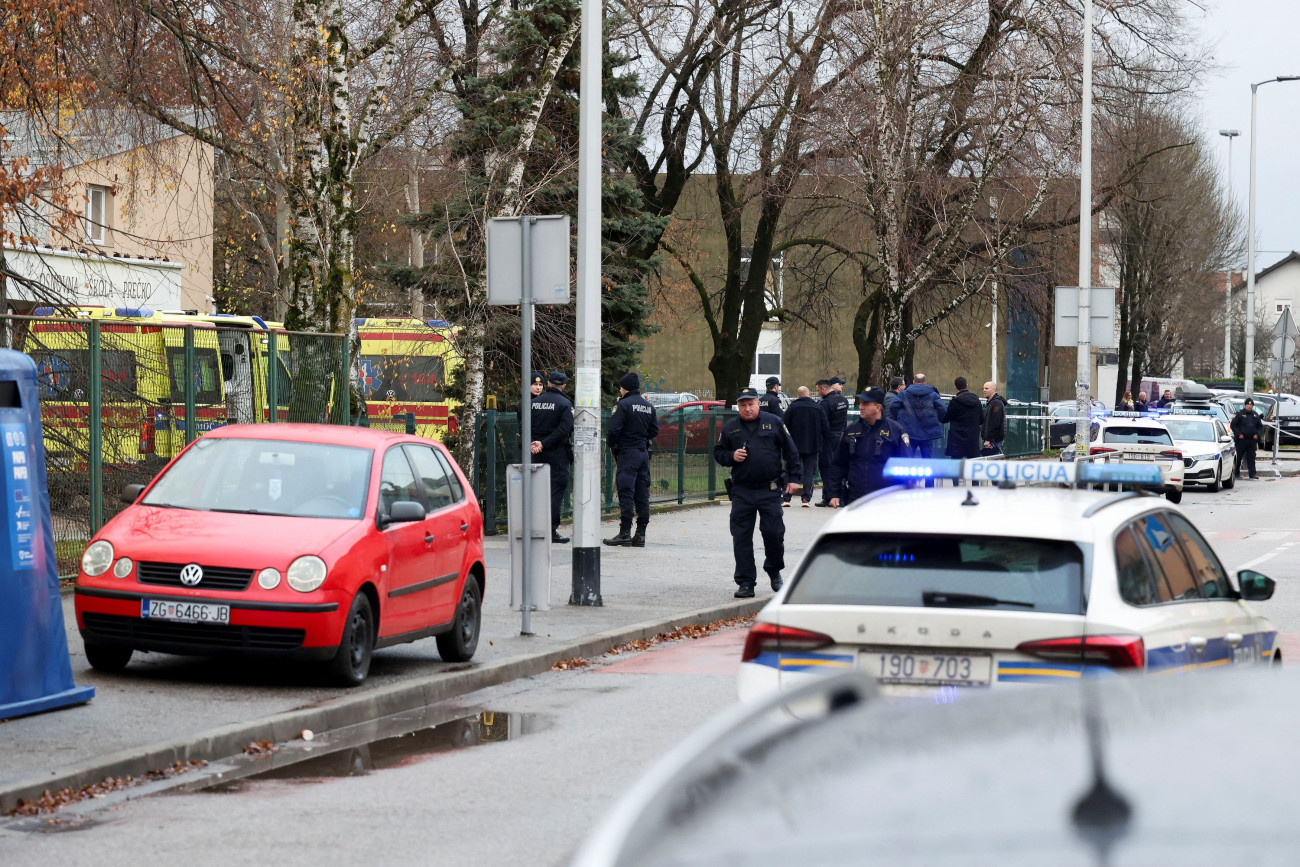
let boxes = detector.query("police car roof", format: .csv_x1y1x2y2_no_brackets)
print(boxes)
822,485,1158,545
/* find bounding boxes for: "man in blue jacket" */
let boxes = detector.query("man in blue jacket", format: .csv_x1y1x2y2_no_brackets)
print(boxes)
896,373,947,459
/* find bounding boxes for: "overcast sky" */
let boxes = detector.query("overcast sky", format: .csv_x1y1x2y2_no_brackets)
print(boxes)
1195,0,1300,271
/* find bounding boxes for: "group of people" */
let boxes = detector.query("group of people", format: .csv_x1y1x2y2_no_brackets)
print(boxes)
1116,388,1178,412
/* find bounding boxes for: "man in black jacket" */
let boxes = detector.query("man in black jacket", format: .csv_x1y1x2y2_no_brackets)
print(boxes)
518,371,575,543
943,377,984,468
781,386,829,506
815,376,849,506
1232,398,1263,480
714,388,802,598
981,381,1007,456
605,373,660,546
760,376,784,419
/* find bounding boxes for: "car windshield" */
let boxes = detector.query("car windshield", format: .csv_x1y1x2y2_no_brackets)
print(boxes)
785,533,1085,614
1164,420,1216,442
1102,426,1173,445
143,438,373,519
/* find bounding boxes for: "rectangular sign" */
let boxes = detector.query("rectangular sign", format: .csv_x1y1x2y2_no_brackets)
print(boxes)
966,459,1077,485
1054,286,1117,348
485,216,572,306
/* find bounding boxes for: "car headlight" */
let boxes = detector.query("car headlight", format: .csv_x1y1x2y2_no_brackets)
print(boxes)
82,541,114,577
286,556,327,592
112,557,134,579
1193,453,1218,461
257,568,282,590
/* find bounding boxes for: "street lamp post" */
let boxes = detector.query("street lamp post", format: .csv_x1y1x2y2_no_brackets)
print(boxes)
1245,76,1300,398
1074,0,1094,449
1219,128,1238,379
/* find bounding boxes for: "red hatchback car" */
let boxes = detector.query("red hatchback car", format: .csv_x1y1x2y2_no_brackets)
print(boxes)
74,424,486,685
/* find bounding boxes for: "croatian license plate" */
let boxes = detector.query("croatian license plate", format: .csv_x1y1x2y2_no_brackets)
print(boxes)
141,599,231,624
866,651,992,686
1124,452,1151,461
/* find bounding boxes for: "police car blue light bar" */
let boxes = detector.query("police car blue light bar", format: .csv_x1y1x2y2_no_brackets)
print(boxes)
882,458,1163,488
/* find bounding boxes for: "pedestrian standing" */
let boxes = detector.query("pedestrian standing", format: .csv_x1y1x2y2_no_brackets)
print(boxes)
781,386,829,507
713,387,802,598
1156,389,1174,408
534,372,575,542
760,376,784,419
1231,398,1263,480
604,373,659,547
1135,391,1150,412
827,388,910,506
896,373,946,458
815,376,849,506
884,376,905,422
943,377,984,484
981,381,1007,456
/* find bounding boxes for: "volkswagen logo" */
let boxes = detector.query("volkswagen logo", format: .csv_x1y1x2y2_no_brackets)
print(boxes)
179,563,204,586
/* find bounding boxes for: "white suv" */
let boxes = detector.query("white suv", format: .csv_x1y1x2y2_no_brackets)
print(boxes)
1061,413,1185,503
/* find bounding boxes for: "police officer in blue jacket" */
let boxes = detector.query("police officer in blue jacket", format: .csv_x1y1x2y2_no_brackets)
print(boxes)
816,376,849,506
604,372,659,547
516,371,574,542
827,387,910,506
713,387,802,598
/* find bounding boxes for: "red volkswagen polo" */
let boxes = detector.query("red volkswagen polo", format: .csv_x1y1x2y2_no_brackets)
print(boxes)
74,424,486,685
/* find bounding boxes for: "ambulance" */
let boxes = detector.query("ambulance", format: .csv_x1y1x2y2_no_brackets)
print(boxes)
356,318,462,441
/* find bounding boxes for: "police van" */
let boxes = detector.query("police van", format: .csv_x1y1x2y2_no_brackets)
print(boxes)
737,457,1277,701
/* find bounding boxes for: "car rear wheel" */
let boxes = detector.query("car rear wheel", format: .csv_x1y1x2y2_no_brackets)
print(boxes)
84,641,133,672
329,592,374,687
1165,488,1182,504
437,576,481,663
1207,461,1221,493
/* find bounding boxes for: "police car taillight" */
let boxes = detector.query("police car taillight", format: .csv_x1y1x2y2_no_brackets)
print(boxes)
1088,446,1117,456
1015,635,1145,669
1159,449,1183,461
741,622,834,663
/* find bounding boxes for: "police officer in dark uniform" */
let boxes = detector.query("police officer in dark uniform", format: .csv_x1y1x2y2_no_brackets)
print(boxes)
713,387,802,598
1231,397,1263,480
759,376,784,419
816,376,849,506
827,387,910,506
516,372,575,542
604,372,659,547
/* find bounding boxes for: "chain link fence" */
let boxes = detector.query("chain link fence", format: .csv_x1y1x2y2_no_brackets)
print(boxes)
8,315,348,576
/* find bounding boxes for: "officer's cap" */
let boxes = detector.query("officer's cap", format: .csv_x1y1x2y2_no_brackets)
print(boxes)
765,376,781,387
736,387,761,402
619,372,640,391
858,387,885,405
1244,397,1254,406
530,371,544,385
548,370,567,385
828,376,846,385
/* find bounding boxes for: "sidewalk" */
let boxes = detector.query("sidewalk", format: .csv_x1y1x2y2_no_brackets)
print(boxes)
0,501,833,809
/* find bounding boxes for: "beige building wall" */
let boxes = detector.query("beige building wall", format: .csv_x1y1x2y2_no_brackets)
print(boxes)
61,135,214,312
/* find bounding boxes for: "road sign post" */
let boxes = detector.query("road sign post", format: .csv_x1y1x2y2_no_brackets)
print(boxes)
487,215,571,635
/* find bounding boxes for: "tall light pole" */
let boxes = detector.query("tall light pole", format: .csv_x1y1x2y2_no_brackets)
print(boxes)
570,0,603,605
1219,128,1238,379
1246,77,1300,398
1074,0,1094,449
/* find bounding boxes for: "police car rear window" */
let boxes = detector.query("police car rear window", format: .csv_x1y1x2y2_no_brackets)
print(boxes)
1102,426,1172,445
786,533,1084,614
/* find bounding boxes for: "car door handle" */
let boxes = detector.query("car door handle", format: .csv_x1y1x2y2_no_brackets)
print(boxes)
424,534,435,544
1225,632,1244,647
460,523,469,532
1189,636,1208,652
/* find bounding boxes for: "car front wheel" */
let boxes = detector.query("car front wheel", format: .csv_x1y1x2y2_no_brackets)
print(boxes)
84,641,133,672
1207,461,1221,493
437,576,482,662
329,592,374,687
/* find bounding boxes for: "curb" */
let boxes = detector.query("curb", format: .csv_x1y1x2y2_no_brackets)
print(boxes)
0,596,765,813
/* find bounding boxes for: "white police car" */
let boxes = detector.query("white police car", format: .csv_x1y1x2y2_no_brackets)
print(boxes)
1060,411,1185,503
1162,410,1235,491
737,458,1277,701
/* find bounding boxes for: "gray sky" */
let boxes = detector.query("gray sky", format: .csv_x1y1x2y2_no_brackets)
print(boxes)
1196,0,1300,271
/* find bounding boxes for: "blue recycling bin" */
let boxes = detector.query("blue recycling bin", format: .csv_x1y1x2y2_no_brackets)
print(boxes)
0,350,94,718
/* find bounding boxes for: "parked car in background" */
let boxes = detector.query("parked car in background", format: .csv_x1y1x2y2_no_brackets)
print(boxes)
644,392,699,411
1048,402,1080,449
1275,403,1300,448
653,401,727,452
1217,393,1280,450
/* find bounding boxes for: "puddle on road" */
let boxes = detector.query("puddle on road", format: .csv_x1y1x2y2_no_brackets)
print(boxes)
202,711,542,792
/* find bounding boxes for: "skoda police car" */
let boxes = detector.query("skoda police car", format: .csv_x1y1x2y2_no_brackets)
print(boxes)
1162,410,1235,491
737,458,1277,701
1060,411,1185,503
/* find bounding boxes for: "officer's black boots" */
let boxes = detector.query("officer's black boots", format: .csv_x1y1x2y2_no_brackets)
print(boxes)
734,585,755,599
604,520,634,546
768,571,783,592
552,530,570,544
629,520,648,548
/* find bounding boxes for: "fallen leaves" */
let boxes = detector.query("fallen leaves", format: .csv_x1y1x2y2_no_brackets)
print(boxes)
551,657,590,671
550,614,755,671
8,760,207,817
243,739,278,757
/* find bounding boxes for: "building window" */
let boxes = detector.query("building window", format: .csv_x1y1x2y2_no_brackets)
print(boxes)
86,185,109,243
1276,301,1291,314
753,353,781,376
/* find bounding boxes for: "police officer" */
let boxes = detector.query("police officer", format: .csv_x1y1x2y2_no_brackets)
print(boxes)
827,387,910,506
816,376,849,506
713,387,802,598
1232,397,1263,480
760,376,784,419
516,372,574,542
604,372,659,547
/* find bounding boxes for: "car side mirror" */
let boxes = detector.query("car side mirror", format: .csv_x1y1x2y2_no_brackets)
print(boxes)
1238,569,1276,601
383,500,426,526
1219,435,1232,443
121,483,145,504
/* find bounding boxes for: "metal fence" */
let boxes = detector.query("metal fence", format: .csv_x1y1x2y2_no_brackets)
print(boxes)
8,315,349,576
472,403,1048,532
